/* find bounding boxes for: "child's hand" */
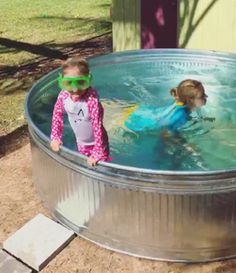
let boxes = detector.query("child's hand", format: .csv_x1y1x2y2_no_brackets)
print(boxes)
87,157,98,167
50,140,62,152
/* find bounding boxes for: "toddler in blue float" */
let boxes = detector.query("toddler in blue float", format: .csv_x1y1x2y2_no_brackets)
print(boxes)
124,79,208,133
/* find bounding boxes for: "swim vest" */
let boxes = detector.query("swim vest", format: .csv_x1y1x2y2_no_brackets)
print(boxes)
123,103,190,132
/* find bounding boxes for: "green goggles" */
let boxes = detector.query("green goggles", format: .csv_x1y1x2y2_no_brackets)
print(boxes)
58,73,92,92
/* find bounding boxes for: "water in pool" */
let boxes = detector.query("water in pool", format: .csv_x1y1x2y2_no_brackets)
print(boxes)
30,58,236,171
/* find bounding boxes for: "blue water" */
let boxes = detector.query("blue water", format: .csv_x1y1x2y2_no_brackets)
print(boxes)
29,56,236,171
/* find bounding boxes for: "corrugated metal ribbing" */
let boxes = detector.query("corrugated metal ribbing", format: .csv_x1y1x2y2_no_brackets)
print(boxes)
31,144,236,261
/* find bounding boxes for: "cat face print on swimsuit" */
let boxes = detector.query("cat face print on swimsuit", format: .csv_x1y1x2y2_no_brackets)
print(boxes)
63,97,95,145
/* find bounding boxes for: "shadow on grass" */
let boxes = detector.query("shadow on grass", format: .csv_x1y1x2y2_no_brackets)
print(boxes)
30,15,111,36
0,33,112,79
0,46,17,54
97,3,111,8
46,30,112,48
0,37,66,59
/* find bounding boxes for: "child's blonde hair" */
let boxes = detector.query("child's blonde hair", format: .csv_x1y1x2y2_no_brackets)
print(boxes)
170,79,205,108
62,57,90,75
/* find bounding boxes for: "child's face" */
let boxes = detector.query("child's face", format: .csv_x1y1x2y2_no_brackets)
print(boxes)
63,67,88,93
193,88,208,108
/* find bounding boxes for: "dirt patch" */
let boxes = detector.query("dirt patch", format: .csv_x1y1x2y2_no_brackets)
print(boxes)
0,125,29,158
1,145,236,272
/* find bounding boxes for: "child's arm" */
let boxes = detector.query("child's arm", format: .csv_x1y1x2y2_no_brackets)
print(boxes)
88,90,108,165
50,92,65,151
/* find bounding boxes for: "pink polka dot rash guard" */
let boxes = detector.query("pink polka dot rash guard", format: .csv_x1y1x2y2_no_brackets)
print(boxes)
51,88,110,162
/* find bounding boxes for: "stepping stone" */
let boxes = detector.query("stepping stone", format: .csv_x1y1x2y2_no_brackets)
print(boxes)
0,249,32,273
3,214,75,271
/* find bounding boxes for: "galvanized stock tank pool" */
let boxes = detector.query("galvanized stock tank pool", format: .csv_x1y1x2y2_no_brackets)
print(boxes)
25,49,236,262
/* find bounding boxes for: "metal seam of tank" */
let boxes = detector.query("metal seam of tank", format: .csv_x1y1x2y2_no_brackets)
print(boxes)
25,49,236,262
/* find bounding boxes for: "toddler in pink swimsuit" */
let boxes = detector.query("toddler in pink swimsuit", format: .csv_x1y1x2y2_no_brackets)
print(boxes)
50,57,110,167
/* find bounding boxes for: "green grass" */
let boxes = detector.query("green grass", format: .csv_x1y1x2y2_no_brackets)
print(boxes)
0,0,111,66
0,0,111,135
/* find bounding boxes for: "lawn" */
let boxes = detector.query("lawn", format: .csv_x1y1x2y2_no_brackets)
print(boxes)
0,0,111,66
0,0,111,136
